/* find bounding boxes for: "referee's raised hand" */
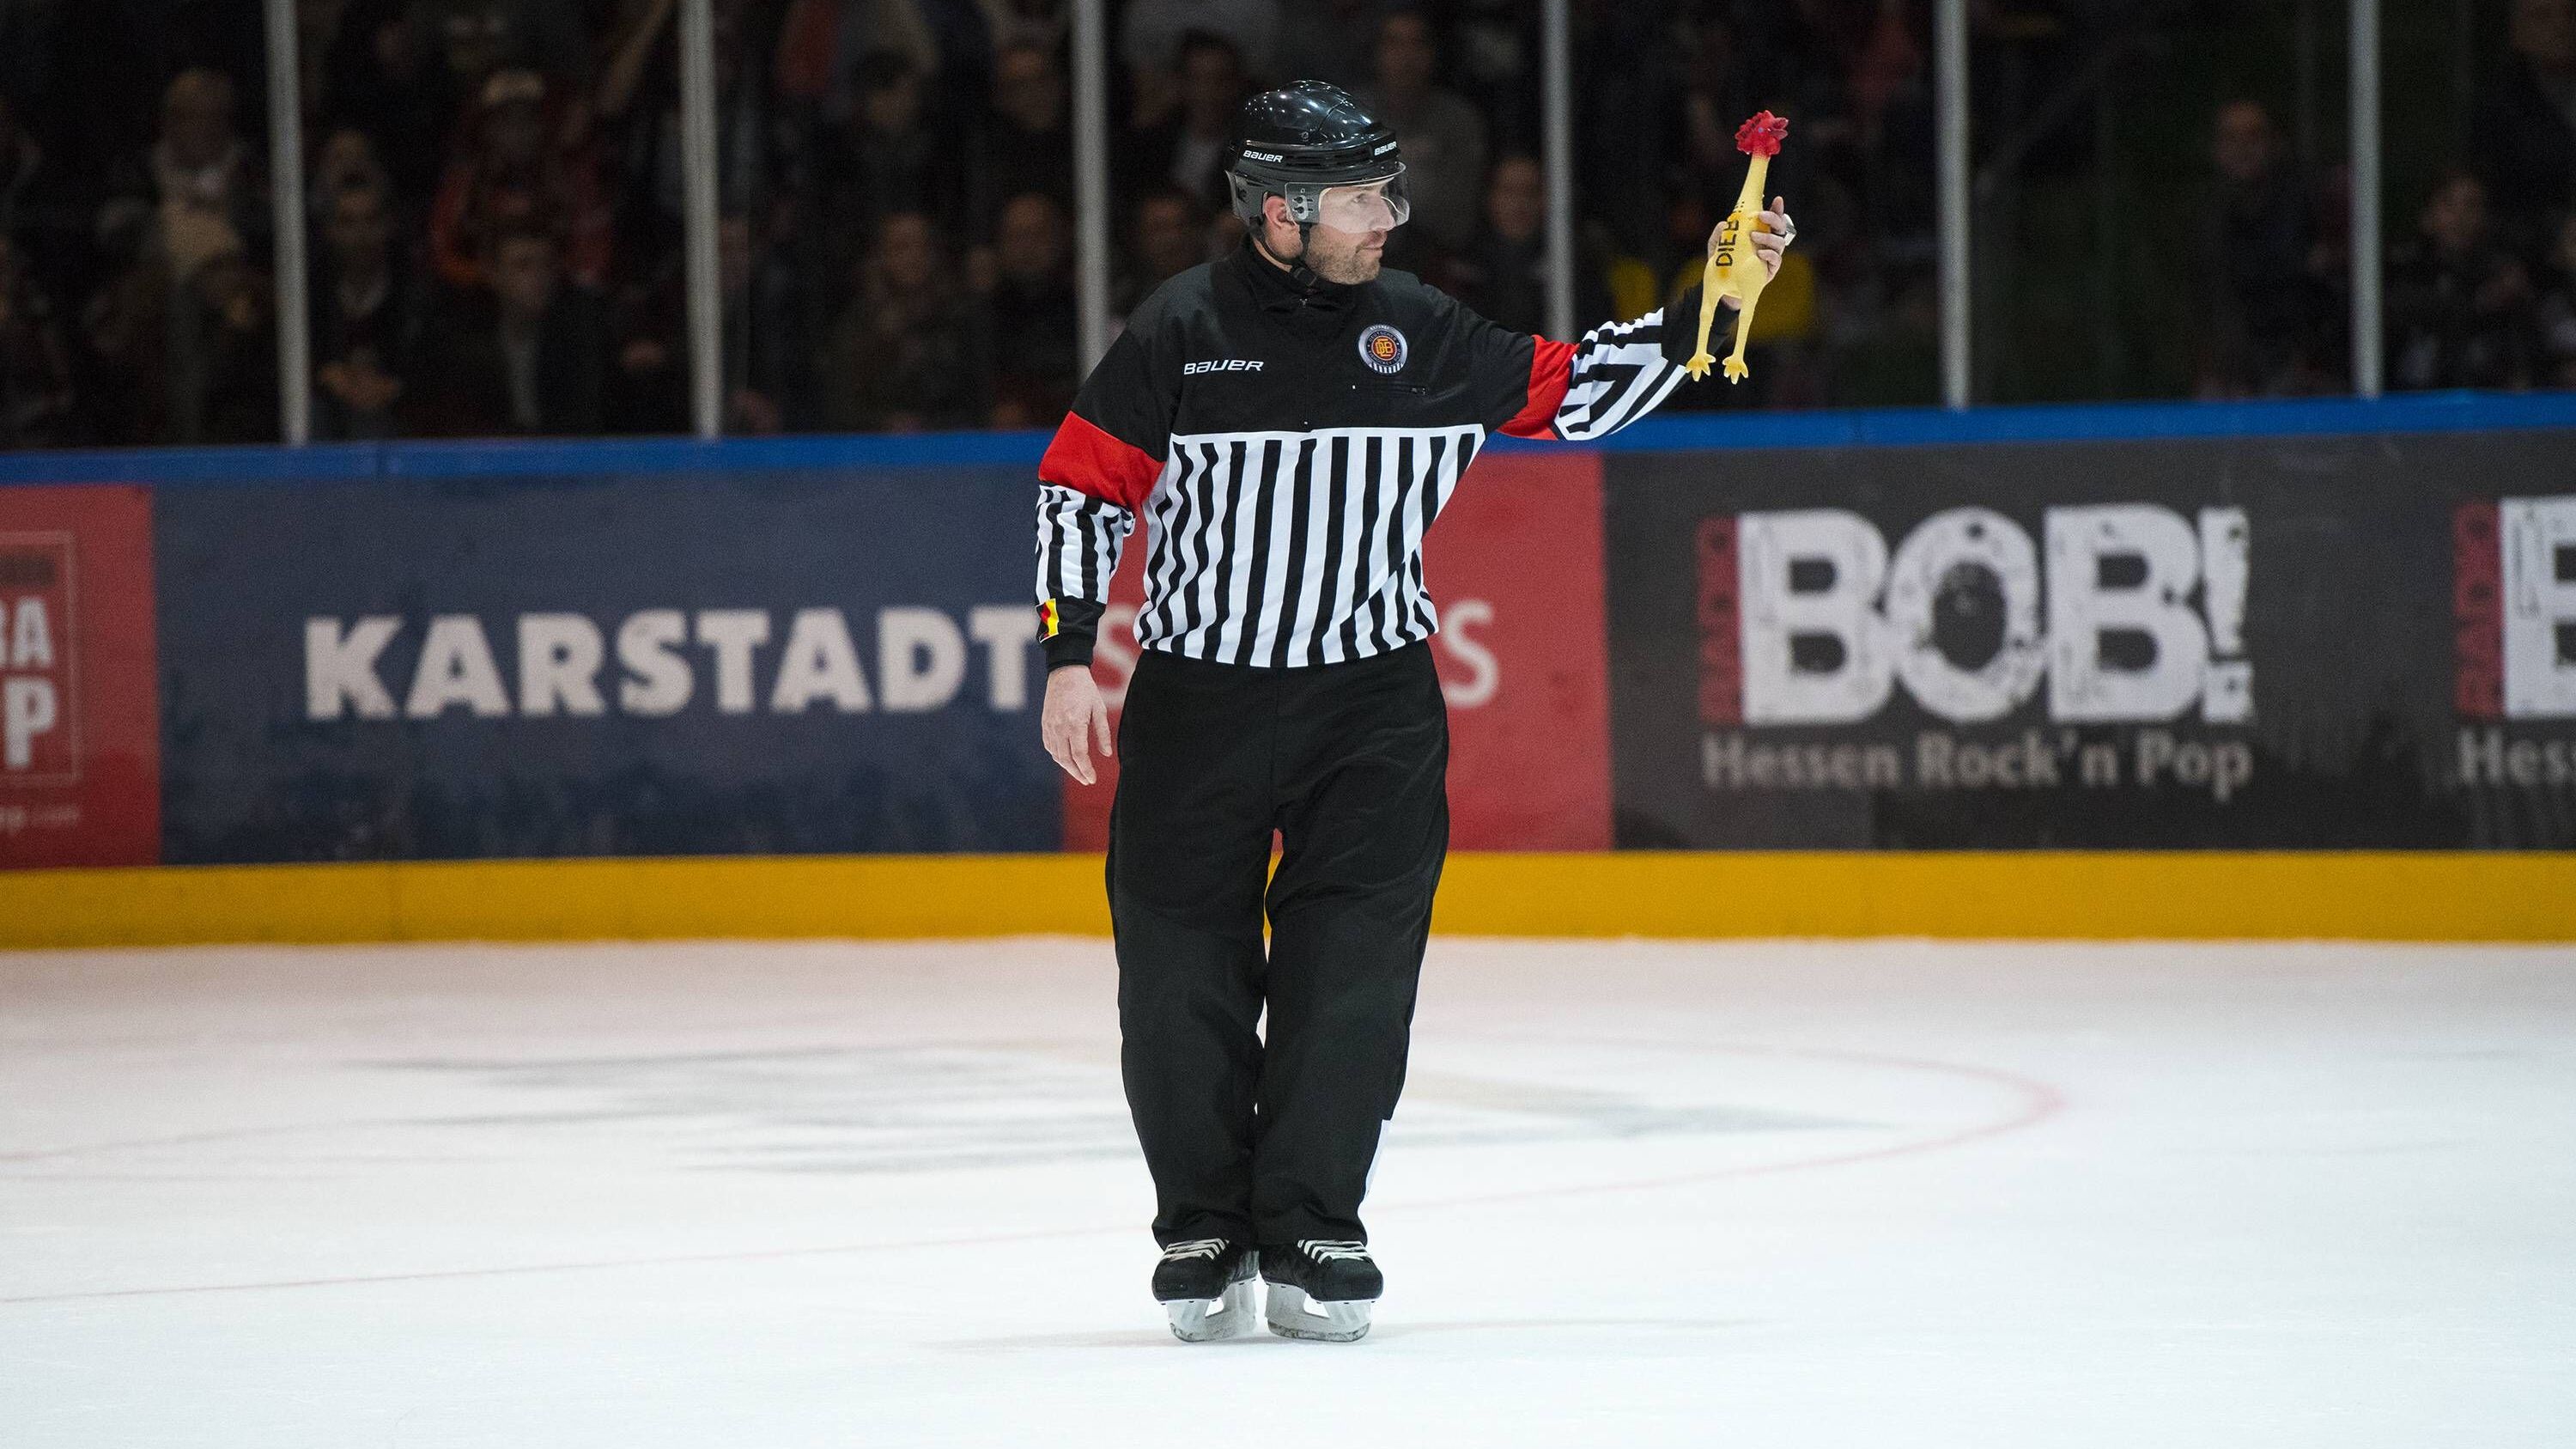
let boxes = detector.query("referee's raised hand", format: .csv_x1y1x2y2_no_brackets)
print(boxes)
1721,196,1797,288
1042,664,1113,786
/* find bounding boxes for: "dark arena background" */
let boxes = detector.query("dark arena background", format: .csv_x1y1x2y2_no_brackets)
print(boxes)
2,1,2571,1443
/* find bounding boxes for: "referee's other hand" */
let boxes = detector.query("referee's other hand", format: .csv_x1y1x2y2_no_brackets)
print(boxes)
1042,664,1114,786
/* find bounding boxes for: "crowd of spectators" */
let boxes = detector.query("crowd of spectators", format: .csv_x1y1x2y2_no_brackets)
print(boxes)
4,1,2576,450
0,0,1922,445
2197,0,2576,396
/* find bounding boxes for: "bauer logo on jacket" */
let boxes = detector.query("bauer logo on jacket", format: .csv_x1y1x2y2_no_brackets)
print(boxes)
1358,324,1408,374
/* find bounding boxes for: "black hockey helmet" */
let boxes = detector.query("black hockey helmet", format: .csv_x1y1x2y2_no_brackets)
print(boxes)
1225,82,1413,233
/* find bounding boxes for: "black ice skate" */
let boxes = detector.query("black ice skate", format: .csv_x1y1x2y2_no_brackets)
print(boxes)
1153,1238,1259,1342
1260,1239,1380,1342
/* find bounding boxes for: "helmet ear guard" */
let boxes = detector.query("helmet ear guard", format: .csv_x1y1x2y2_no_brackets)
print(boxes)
1227,171,1321,231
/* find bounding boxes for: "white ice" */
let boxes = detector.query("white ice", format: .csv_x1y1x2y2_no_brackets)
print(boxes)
3,936,2571,1447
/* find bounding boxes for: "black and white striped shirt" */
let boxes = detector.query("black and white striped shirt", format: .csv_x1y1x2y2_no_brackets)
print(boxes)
1034,244,1704,670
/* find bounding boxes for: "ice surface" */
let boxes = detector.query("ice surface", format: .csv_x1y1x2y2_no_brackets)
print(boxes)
3,936,2572,1447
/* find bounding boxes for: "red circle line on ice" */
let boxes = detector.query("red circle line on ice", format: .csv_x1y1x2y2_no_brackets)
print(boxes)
0,1040,2064,1306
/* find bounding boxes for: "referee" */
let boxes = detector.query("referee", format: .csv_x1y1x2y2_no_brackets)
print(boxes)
1033,82,1790,1342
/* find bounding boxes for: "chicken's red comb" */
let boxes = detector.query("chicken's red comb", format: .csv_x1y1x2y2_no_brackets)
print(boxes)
1735,111,1789,157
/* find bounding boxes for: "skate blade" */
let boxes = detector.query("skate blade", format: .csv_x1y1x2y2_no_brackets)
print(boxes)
1262,1283,1373,1343
1164,1275,1259,1342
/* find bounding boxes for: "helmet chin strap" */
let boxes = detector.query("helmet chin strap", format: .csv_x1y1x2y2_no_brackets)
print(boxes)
1254,213,1324,291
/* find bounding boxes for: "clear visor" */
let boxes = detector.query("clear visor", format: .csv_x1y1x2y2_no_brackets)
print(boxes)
1315,170,1412,232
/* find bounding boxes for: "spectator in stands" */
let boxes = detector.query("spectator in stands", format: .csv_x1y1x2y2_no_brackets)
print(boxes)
97,70,270,275
0,234,74,447
804,50,966,283
913,0,1005,115
311,182,427,440
428,69,615,294
312,127,396,228
2530,211,2576,389
976,189,1077,426
819,210,985,430
2471,0,2576,253
0,0,64,135
1114,186,1207,318
774,0,939,121
420,223,606,435
0,90,36,239
1360,9,1487,259
1847,0,1936,273
0,87,84,311
2388,171,2535,393
1570,0,1680,265
1121,0,1277,130
721,212,805,432
605,258,688,434
598,216,792,437
969,40,1072,240
182,233,282,444
2196,100,2333,398
593,205,803,435
322,0,454,203
1448,0,1536,149
1444,154,1607,337
598,0,781,267
84,210,277,445
419,0,594,97
1680,11,1762,161
976,0,1066,55
1676,13,1760,203
1127,31,1251,215
1277,0,1383,93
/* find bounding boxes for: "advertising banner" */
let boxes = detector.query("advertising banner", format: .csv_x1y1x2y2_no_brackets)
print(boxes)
1607,431,2576,849
9,413,2567,874
1060,449,1613,852
154,467,1060,861
2451,490,2576,846
0,484,159,867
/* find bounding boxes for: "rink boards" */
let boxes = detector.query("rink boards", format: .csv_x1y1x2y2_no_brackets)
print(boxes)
9,850,2575,947
4,396,2575,942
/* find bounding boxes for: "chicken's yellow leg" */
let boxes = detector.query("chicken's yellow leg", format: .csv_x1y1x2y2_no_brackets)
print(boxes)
1684,265,1728,380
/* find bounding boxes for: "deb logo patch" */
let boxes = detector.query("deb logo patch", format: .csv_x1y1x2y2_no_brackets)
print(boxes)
1038,598,1061,640
1358,324,1408,374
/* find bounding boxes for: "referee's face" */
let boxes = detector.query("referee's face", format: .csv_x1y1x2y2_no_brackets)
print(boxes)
1261,195,1389,286
1303,220,1388,285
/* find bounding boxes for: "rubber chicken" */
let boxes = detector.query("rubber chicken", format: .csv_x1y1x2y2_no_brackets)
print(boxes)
1685,112,1790,384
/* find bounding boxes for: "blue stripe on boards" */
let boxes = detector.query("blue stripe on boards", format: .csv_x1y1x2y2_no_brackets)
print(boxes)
6,393,2573,490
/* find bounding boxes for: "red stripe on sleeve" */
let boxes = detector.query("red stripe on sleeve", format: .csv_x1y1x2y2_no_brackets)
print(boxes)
1039,412,1163,510
1500,338,1578,439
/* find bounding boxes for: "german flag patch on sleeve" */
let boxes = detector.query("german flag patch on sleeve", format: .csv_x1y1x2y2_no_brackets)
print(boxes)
1038,599,1060,638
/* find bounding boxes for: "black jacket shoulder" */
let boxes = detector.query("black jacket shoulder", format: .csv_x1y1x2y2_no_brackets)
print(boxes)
1124,262,1224,340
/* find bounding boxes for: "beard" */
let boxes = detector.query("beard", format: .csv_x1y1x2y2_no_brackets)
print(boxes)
1303,228,1385,283
1309,247,1382,284
1267,220,1384,284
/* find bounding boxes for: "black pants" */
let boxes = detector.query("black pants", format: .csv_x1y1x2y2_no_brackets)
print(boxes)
1109,641,1449,1249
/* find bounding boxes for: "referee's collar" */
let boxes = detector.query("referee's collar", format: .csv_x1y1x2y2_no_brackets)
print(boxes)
1234,238,1358,311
